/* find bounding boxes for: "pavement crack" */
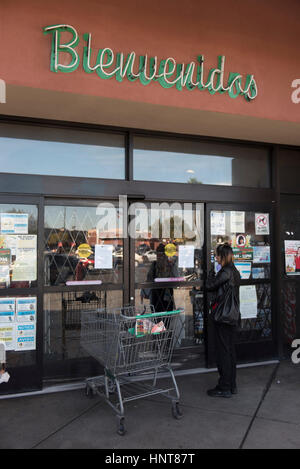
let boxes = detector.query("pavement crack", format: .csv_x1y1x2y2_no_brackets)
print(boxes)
30,399,103,449
238,362,280,449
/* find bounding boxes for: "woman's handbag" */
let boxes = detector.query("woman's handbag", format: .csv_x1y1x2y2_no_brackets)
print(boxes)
212,273,240,326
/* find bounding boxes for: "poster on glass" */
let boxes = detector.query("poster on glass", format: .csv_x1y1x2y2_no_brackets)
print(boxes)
285,240,300,275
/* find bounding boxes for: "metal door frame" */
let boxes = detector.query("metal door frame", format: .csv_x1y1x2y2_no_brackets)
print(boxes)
0,194,44,394
206,202,278,367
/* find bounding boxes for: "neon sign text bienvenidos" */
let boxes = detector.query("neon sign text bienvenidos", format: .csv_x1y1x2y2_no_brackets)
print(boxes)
43,24,258,101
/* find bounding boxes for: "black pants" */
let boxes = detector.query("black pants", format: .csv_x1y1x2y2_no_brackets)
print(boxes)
214,323,237,391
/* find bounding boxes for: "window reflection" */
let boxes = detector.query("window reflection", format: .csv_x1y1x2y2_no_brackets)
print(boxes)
0,124,125,179
133,203,204,285
134,136,270,188
45,204,123,286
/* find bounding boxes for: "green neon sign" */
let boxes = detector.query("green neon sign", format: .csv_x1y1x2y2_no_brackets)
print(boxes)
43,24,258,101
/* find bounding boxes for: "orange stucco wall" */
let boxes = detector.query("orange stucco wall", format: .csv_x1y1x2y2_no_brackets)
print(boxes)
0,0,300,123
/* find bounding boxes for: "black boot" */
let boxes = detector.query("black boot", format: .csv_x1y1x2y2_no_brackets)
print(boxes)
207,386,232,398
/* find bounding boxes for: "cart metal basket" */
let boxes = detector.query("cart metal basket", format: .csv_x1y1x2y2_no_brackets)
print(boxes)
81,305,184,435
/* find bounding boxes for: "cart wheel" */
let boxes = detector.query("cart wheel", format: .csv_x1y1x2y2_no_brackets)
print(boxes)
117,417,126,436
172,402,183,420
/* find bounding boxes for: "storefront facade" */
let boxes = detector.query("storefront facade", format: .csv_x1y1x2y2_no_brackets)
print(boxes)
0,0,300,395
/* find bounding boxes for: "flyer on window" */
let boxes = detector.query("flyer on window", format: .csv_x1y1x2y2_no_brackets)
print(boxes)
15,323,36,351
0,213,28,234
94,244,113,269
285,240,300,275
253,246,271,263
0,298,15,323
211,211,226,236
12,235,37,281
230,211,245,233
16,297,37,322
239,285,258,319
0,323,15,351
178,245,195,268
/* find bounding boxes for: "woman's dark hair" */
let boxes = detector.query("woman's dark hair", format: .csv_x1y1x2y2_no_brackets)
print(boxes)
216,243,234,266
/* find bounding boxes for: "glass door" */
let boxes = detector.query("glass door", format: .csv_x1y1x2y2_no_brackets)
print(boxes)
206,204,276,366
0,197,42,394
43,199,124,381
128,200,206,370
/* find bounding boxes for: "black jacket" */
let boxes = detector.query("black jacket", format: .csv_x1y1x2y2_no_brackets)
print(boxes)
206,263,241,309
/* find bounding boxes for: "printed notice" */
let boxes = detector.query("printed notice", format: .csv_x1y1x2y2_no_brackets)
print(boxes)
94,244,113,269
255,213,270,235
230,211,245,233
211,211,226,236
16,297,36,322
12,235,37,281
239,285,258,319
15,323,36,351
0,324,15,351
0,298,15,323
0,213,28,234
178,245,195,268
253,246,271,263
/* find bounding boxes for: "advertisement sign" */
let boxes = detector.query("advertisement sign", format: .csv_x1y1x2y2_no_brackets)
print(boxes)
285,240,300,275
233,248,253,261
253,246,271,263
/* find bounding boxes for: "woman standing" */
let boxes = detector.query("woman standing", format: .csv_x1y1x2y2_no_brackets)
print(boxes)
206,243,241,398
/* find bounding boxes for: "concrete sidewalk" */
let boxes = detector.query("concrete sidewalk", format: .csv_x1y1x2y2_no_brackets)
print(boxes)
0,360,299,449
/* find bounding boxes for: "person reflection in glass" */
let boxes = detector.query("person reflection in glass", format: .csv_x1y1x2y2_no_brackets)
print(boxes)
146,243,178,312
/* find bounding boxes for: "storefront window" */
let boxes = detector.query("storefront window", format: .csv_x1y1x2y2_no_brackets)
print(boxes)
133,203,205,364
210,209,272,341
134,136,270,188
132,203,204,284
0,124,125,180
0,204,38,289
45,203,123,286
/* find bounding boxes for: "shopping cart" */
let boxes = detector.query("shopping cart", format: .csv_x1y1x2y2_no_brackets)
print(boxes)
61,291,106,358
81,305,184,435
